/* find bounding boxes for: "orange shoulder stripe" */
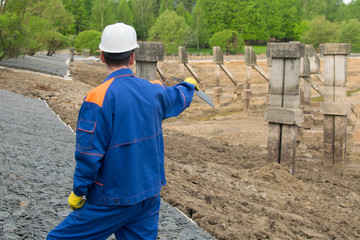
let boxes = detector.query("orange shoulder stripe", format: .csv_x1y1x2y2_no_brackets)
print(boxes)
150,80,165,89
84,78,115,107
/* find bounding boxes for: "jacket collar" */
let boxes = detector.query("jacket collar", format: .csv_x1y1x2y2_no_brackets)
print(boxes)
103,68,135,83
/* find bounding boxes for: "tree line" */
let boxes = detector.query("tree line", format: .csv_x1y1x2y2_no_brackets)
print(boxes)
1,0,360,60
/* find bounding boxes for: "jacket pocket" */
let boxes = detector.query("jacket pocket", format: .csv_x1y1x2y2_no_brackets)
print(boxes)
76,119,96,150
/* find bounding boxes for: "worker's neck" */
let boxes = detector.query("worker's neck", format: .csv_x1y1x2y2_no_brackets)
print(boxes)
106,65,130,75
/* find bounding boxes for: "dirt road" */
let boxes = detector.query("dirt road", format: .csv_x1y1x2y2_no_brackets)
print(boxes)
1,57,360,239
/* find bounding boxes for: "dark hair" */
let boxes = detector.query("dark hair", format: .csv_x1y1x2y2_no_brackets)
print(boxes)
103,50,134,67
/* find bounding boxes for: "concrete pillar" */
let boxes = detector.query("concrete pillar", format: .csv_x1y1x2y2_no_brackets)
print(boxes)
245,46,257,66
300,44,312,130
319,43,351,169
214,87,223,108
213,46,223,87
244,66,253,112
135,42,164,81
70,48,74,62
265,42,304,173
236,83,244,103
178,46,187,79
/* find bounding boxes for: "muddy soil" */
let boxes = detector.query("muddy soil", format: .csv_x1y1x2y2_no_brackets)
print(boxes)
1,58,360,240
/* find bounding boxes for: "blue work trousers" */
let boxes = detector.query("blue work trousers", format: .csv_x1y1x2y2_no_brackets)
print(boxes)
47,195,160,240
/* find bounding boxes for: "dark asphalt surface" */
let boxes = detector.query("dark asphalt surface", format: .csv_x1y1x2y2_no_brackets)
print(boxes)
0,53,216,240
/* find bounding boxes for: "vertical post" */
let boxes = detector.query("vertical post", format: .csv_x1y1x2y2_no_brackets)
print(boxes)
298,43,311,136
70,48,74,62
178,46,187,79
265,42,304,173
244,66,253,112
135,42,164,81
319,43,351,169
213,47,223,107
302,45,319,129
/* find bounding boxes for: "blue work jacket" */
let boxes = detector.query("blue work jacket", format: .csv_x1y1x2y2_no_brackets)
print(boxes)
73,68,194,206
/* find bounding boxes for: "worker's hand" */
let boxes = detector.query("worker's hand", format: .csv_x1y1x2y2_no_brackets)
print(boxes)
68,191,85,210
184,77,199,91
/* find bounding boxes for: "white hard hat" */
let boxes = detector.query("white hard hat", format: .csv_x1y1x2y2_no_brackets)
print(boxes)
99,23,139,53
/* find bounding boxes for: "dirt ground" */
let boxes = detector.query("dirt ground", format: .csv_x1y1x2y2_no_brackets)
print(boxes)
1,57,360,240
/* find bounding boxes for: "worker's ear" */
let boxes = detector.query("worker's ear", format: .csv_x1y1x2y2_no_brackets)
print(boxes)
129,52,135,66
100,51,106,64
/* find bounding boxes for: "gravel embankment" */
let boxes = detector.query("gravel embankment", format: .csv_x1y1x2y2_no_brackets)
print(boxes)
0,54,70,77
0,90,215,240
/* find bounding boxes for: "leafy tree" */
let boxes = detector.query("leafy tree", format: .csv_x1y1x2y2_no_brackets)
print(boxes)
339,18,360,51
159,0,174,14
0,0,72,60
43,30,70,56
209,29,244,54
301,16,339,49
90,0,116,31
63,0,89,34
74,30,101,54
117,0,134,25
200,0,226,35
148,10,189,52
132,0,156,40
347,0,360,20
191,0,210,49
176,2,192,26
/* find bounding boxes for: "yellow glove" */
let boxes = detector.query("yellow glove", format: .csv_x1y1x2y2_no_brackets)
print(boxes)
184,77,199,91
68,191,85,210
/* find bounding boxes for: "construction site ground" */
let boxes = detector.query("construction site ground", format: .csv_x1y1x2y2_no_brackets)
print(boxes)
1,54,360,239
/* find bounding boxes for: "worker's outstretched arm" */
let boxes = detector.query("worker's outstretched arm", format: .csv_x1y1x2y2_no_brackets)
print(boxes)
162,80,196,119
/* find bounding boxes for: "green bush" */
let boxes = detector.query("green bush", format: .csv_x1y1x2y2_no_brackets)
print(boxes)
339,19,360,52
301,16,339,49
43,31,70,56
209,30,244,54
74,30,101,55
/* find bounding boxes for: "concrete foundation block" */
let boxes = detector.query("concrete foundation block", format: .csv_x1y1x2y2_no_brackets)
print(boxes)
320,102,350,116
268,42,305,59
213,47,224,64
319,43,351,55
245,46,257,66
178,46,188,64
135,42,164,62
265,107,303,125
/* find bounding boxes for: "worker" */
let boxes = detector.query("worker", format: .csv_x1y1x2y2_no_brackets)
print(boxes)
47,23,198,240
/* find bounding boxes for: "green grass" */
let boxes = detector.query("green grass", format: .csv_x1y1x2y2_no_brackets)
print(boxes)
250,45,268,55
347,88,360,97
312,88,360,102
351,47,360,53
186,47,213,55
